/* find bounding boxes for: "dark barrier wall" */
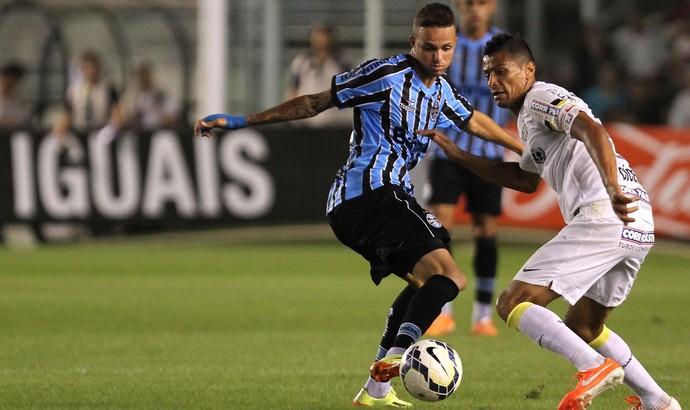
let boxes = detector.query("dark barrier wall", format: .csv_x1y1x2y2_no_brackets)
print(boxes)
0,127,352,231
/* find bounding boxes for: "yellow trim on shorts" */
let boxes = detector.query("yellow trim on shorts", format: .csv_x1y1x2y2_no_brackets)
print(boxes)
589,325,611,349
506,302,534,330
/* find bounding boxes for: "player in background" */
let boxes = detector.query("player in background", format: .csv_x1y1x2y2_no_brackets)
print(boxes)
285,22,351,128
0,62,31,131
420,33,681,410
425,0,510,338
195,4,522,407
52,50,123,158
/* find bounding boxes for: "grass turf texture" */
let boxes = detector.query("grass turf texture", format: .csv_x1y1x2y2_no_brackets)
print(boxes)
0,233,687,409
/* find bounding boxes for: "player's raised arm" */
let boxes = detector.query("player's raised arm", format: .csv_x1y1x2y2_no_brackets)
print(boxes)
569,111,639,224
463,110,523,155
194,89,335,137
418,128,540,193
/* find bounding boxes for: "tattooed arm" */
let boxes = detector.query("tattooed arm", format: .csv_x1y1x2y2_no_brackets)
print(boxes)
195,90,334,137
248,90,334,125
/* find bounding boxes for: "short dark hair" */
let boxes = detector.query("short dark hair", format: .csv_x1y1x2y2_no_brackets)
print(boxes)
483,33,535,64
80,49,101,66
1,62,25,78
413,3,456,32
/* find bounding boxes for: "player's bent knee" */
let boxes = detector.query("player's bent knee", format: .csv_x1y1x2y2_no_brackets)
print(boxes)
425,274,461,302
496,288,532,322
505,301,534,330
495,291,515,322
444,270,467,292
425,271,466,295
413,249,466,291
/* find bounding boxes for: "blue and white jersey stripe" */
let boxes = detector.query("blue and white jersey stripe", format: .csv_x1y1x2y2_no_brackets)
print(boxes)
326,54,474,214
429,27,510,160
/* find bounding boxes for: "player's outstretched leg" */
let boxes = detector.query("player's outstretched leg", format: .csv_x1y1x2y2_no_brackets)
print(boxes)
354,287,414,407
590,326,682,410
370,273,461,377
504,301,625,409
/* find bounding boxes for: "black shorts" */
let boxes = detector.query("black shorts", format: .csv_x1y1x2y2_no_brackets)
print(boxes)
327,185,450,285
426,158,502,216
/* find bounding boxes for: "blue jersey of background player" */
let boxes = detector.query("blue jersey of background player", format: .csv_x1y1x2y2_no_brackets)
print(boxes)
442,25,510,158
425,0,513,338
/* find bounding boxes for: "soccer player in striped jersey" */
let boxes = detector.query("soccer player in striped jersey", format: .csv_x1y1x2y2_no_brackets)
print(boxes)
421,33,681,410
196,3,522,407
425,0,510,338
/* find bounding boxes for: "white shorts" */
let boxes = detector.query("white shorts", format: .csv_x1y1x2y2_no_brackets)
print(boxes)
514,200,654,307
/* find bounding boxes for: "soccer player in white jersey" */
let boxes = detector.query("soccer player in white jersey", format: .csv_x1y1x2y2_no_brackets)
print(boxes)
420,33,681,410
196,4,523,407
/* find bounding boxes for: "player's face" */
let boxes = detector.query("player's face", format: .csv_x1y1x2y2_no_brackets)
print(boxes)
483,50,535,111
81,60,100,83
456,0,496,34
410,26,457,82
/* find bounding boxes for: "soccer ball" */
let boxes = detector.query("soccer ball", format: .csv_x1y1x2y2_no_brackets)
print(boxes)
400,339,462,402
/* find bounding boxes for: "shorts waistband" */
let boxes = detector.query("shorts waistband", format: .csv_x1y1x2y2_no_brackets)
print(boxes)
571,200,613,219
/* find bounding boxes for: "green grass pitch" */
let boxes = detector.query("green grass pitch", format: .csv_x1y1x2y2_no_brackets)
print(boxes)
0,230,687,409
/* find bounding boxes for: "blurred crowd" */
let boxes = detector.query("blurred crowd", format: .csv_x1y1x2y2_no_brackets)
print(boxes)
0,51,182,138
567,4,690,127
1,3,690,134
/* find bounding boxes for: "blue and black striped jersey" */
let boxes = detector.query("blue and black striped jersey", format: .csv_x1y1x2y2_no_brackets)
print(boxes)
429,27,510,161
326,53,474,214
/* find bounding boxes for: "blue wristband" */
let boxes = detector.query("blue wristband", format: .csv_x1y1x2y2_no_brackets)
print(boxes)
202,113,247,130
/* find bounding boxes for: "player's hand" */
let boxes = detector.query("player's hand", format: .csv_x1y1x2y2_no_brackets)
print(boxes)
417,129,462,161
194,114,247,138
609,188,640,225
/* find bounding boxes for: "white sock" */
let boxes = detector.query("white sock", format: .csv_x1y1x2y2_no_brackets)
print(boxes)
440,301,453,316
472,301,492,323
364,376,390,399
593,328,670,408
387,347,406,356
363,345,393,399
517,304,604,371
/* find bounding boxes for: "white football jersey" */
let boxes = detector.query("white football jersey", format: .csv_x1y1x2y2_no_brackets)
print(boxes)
517,82,648,223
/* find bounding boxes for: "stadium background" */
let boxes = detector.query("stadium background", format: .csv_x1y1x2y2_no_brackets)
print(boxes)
0,0,689,243
0,2,688,409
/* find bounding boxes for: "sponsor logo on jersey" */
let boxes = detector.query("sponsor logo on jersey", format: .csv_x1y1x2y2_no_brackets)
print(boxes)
530,99,561,118
520,122,528,141
621,186,651,204
564,105,577,126
618,165,639,183
547,88,577,102
426,213,442,228
531,147,546,164
621,227,655,245
400,98,416,113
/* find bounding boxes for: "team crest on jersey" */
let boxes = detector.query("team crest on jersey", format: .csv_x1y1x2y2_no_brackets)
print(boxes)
429,93,442,122
531,147,546,164
426,213,442,228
